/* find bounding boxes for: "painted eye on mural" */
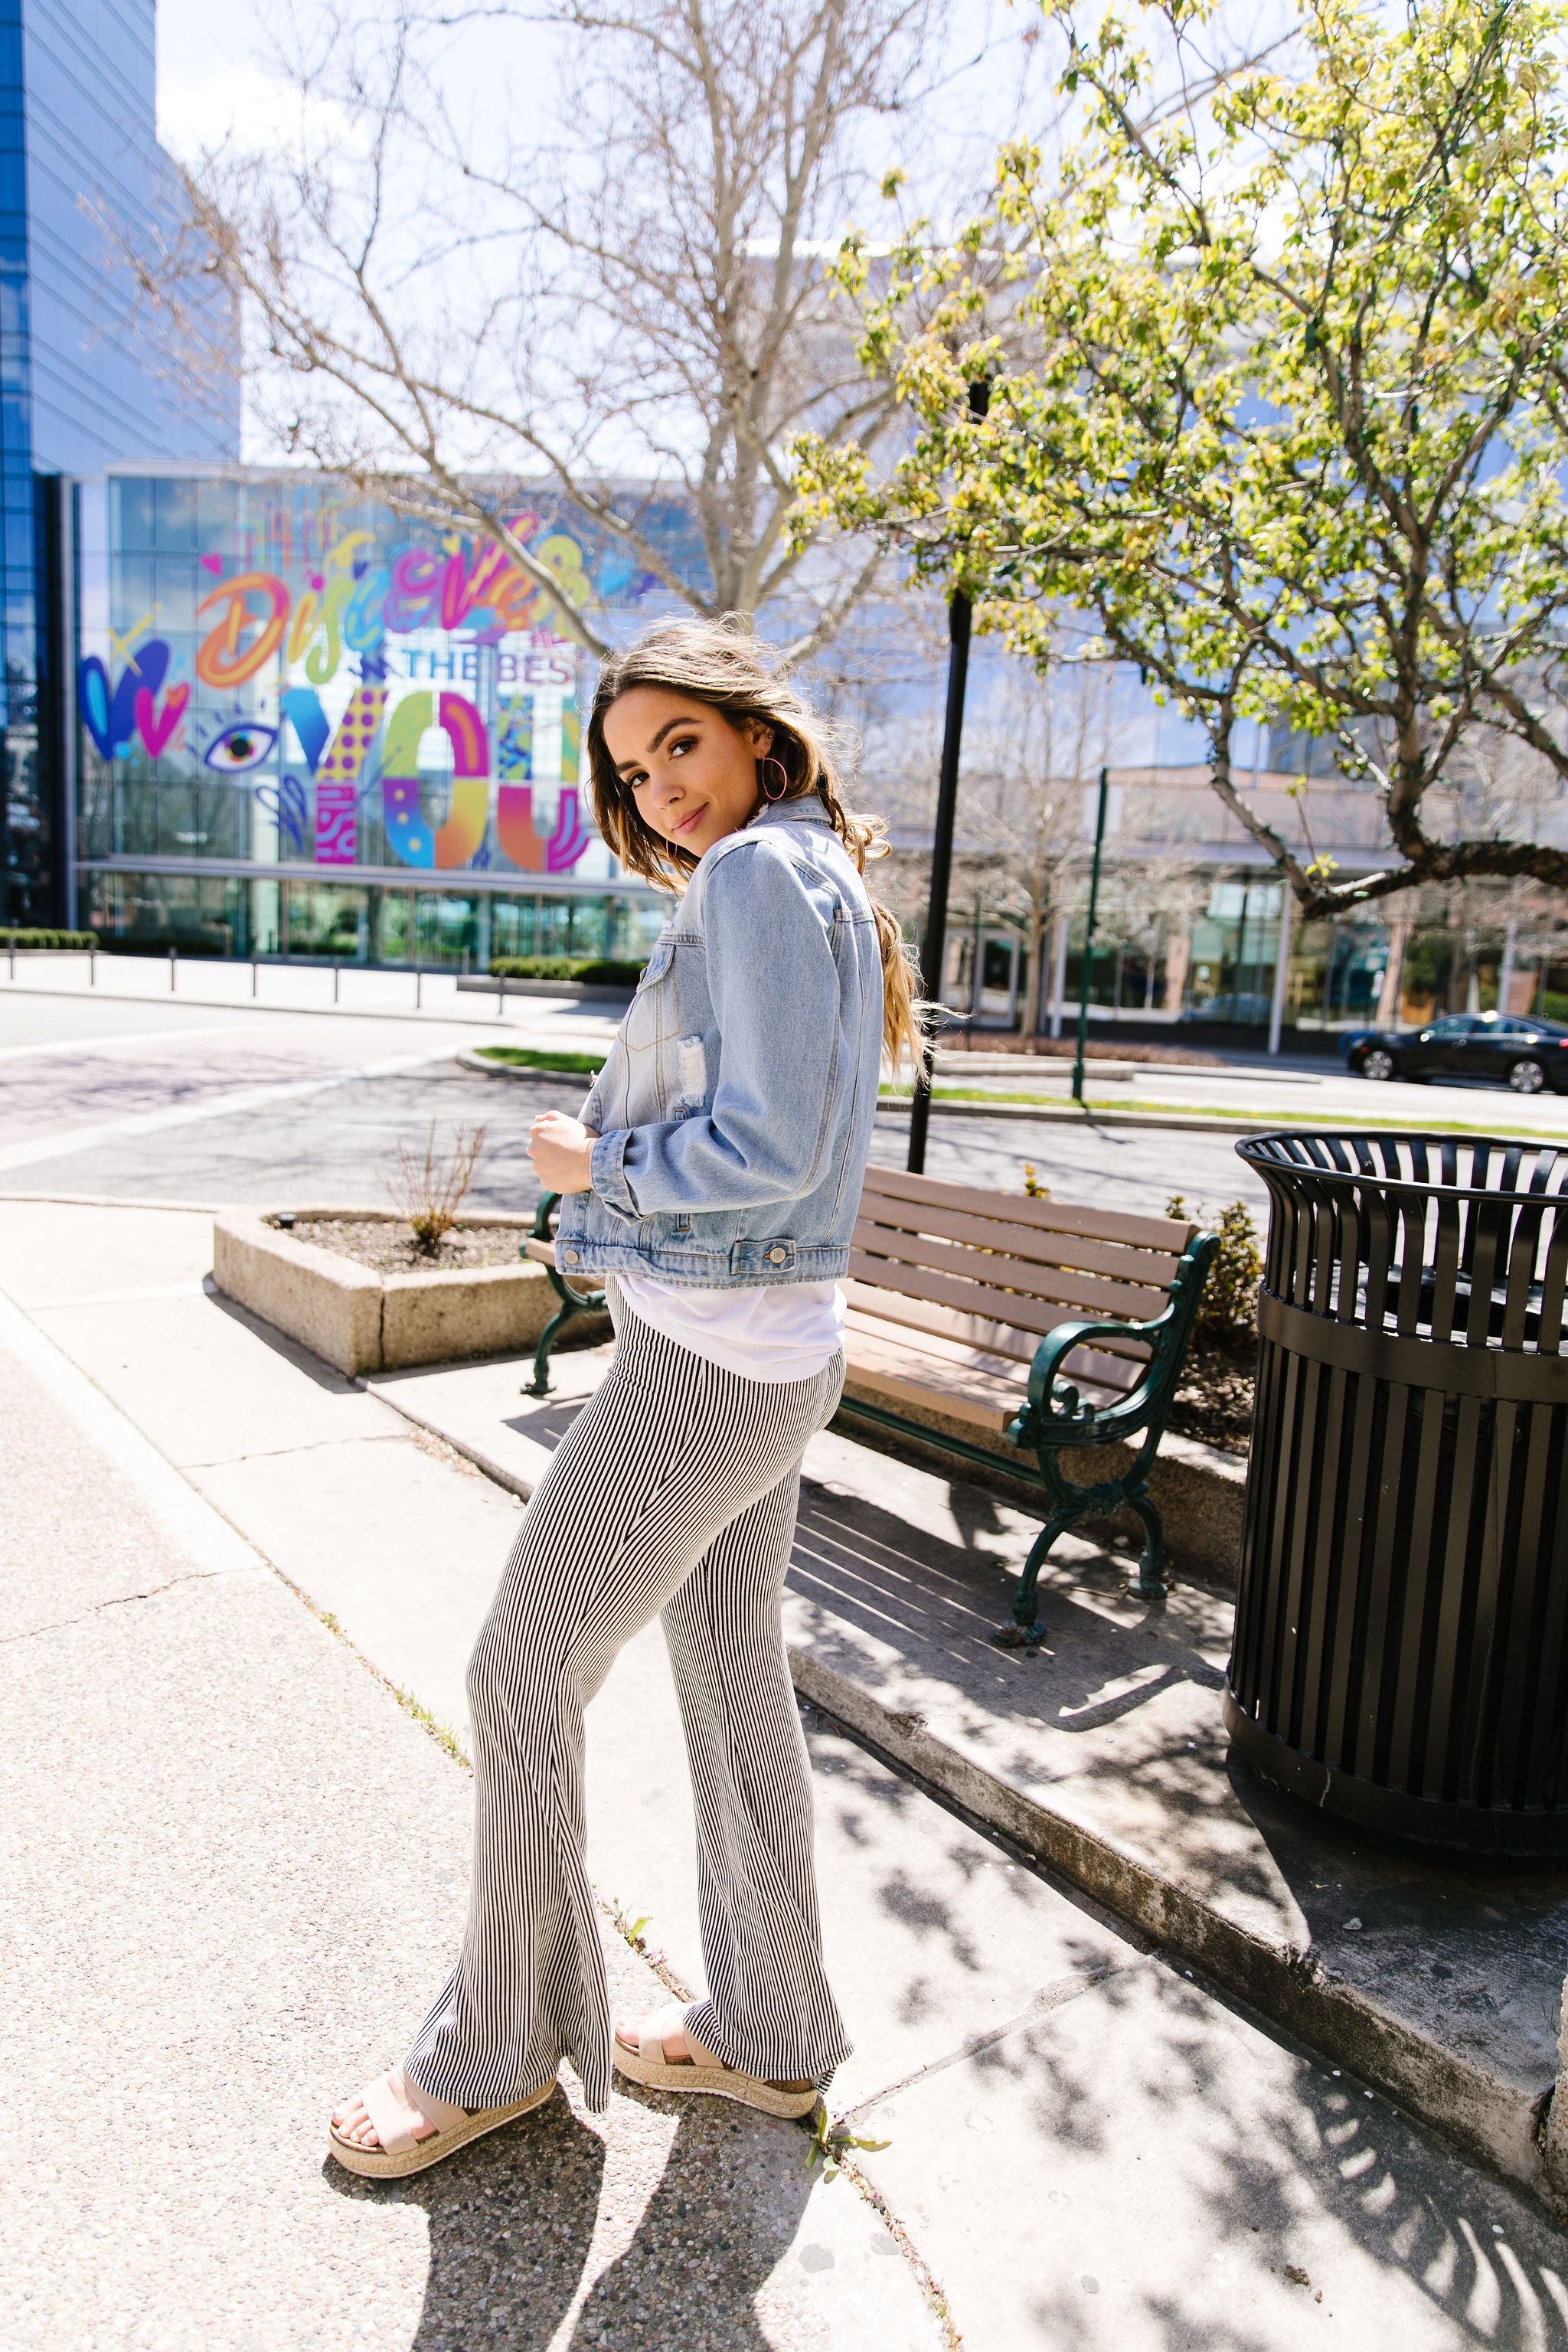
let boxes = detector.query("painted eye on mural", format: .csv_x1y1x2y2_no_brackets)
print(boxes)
202,720,278,773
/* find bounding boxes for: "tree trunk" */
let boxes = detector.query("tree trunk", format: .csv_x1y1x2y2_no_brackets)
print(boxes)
1375,912,1413,1028
1019,906,1047,1039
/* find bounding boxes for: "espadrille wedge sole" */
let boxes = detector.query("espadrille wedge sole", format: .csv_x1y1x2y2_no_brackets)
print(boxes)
612,2007,818,2120
328,2069,557,2178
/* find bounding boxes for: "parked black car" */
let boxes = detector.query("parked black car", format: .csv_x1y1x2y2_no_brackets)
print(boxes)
1341,1011,1568,1093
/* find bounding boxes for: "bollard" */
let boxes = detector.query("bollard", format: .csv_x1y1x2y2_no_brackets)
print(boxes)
89,944,96,988
416,966,423,1011
169,945,177,992
333,959,340,1003
497,968,505,1015
252,958,258,998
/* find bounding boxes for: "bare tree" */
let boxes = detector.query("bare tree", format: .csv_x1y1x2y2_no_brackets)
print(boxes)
1091,853,1207,1015
144,0,969,662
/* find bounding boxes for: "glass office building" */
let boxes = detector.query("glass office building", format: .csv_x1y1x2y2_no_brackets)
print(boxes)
0,0,236,926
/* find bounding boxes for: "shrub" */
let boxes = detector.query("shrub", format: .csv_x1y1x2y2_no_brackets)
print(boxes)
0,928,98,950
489,955,646,985
1168,1194,1263,1341
384,1122,488,1254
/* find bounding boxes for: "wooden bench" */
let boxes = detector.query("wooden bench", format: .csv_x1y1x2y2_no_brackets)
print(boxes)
525,1170,1217,1644
841,1168,1216,1642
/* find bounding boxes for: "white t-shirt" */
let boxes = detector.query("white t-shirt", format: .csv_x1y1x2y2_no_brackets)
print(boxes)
616,1273,845,1383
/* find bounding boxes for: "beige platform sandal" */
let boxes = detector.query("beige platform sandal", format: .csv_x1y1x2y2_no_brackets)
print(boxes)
327,2063,557,2179
612,2004,818,2120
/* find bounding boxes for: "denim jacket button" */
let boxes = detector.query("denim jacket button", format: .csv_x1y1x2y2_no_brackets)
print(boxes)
563,1247,580,1265
766,1246,786,1264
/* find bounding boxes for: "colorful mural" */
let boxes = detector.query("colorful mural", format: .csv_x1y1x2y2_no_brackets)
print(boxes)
74,502,630,879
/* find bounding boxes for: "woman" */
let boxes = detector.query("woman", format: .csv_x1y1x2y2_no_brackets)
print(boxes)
329,616,921,2177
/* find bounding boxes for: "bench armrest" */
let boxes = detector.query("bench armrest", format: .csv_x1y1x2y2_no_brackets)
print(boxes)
529,1191,608,1308
1014,1233,1220,1451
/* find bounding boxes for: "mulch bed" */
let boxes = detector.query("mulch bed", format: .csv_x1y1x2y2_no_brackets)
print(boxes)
941,1034,1225,1066
1166,1332,1256,1455
277,1217,526,1273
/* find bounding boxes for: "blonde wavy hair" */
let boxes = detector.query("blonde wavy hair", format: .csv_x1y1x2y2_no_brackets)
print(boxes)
586,616,926,1075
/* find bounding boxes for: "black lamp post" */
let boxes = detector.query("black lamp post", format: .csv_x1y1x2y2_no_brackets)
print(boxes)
1070,766,1110,1106
907,377,990,1176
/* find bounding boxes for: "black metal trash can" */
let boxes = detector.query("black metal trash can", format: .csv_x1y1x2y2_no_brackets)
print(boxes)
1227,1132,1568,1856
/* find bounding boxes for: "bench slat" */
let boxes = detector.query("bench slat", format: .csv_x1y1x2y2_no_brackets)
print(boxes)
856,1198,1181,1287
846,1302,1146,1400
862,1162,1194,1253
851,1231,1168,1324
843,1338,1125,1434
844,1306,1029,1386
522,1238,557,1266
843,1328,1023,1432
844,1279,1046,1364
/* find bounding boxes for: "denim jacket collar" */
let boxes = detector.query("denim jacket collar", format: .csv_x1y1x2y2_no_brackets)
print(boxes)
746,795,833,835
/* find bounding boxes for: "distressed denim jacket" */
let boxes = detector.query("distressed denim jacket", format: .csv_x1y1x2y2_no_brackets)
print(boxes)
554,798,884,1287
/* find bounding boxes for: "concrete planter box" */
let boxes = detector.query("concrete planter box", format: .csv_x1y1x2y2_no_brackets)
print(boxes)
212,1208,566,1377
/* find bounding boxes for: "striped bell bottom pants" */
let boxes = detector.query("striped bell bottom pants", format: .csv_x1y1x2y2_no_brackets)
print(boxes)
404,1299,852,2115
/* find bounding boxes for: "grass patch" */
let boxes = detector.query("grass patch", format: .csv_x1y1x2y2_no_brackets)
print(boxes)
394,1684,469,1766
474,1044,606,1076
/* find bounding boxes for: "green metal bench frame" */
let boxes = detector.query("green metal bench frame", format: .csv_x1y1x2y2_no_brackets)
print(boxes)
839,1230,1217,1647
522,1192,608,1396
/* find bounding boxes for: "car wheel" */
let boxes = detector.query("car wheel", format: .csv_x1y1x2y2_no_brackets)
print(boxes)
1509,1058,1547,1095
1360,1048,1396,1082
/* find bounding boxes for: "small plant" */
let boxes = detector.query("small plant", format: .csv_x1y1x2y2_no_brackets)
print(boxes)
802,2105,891,2180
1021,1164,1050,1200
1168,1194,1263,1341
385,1121,488,1254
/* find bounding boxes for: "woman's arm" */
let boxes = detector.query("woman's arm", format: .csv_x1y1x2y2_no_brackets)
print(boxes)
589,839,843,1221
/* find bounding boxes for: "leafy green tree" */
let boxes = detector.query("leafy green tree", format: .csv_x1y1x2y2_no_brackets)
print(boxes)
798,0,1568,915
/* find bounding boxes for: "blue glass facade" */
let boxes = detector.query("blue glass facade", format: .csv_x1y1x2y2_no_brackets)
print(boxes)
0,0,237,925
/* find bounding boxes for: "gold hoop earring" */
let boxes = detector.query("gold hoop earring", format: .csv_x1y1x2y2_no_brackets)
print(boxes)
759,755,790,802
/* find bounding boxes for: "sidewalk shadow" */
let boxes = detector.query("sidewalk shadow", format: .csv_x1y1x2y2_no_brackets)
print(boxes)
325,2088,604,2347
570,2094,815,2348
324,2086,815,2346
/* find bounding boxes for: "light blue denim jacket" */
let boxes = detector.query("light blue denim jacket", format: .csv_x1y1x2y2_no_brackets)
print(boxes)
554,798,884,1287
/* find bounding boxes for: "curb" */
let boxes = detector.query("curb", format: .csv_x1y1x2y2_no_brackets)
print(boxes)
878,1099,1287,1135
783,1645,1550,2203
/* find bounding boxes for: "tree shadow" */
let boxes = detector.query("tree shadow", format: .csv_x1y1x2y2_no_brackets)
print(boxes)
1004,1965,1568,2350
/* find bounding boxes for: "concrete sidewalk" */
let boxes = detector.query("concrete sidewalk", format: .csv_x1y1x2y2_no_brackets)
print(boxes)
7,1197,1568,2348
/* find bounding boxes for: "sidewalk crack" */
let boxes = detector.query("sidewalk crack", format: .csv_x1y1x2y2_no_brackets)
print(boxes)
835,1953,1151,2128
2,1566,234,1647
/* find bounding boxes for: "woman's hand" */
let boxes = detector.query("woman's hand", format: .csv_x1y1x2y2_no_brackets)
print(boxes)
528,1111,599,1194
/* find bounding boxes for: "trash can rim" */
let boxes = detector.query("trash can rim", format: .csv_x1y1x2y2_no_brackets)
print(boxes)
1235,1129,1568,1205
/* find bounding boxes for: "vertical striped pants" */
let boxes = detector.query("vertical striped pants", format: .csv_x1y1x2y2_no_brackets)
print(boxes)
404,1302,851,2115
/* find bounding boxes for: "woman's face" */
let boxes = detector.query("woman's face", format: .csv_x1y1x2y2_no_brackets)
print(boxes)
603,687,771,862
